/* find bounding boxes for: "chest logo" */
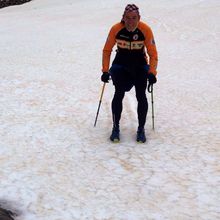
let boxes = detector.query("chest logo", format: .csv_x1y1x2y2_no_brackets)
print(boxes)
133,34,138,40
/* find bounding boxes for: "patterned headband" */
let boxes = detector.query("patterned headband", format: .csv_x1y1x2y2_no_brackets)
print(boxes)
123,4,140,15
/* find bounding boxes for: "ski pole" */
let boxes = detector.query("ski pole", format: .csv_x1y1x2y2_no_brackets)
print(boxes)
94,82,106,127
148,83,155,130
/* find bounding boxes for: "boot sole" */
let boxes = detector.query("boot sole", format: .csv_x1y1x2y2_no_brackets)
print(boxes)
110,138,120,143
136,137,146,143
137,140,146,143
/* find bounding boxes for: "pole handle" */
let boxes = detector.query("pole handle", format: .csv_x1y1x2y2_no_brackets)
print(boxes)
147,83,153,93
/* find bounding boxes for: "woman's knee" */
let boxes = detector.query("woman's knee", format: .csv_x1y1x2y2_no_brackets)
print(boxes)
136,92,147,103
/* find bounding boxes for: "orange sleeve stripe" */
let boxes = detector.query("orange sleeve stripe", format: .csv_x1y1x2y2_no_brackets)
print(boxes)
139,22,158,75
102,23,123,72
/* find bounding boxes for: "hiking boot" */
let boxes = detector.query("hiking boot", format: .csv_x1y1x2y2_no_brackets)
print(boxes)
110,126,120,142
136,127,146,143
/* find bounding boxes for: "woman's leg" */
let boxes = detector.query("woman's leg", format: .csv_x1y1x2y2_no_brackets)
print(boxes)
111,87,125,128
134,66,149,129
110,64,131,128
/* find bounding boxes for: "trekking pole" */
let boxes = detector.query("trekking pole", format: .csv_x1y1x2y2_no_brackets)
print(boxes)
148,83,155,130
94,82,106,127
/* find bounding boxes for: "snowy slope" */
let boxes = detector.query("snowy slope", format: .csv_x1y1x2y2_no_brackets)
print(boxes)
0,0,220,219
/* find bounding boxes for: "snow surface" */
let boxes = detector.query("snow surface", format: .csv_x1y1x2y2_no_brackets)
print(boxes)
0,0,220,219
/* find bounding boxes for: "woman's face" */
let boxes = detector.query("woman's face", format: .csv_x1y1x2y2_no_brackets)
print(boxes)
123,11,140,31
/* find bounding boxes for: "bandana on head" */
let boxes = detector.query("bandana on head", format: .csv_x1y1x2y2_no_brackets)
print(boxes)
121,4,140,22
123,4,139,16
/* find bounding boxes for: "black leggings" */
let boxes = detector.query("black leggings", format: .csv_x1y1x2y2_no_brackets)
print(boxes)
110,64,149,128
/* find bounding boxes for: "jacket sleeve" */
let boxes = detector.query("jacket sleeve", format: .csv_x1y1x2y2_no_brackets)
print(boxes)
102,25,117,72
144,25,158,75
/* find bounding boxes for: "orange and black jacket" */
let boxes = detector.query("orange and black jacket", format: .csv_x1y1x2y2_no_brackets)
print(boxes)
102,21,158,75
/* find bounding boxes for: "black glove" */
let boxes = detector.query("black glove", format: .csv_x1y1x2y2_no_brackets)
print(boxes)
147,72,157,84
101,72,110,83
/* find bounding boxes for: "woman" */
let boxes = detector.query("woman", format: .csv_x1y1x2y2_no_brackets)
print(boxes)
101,4,158,143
